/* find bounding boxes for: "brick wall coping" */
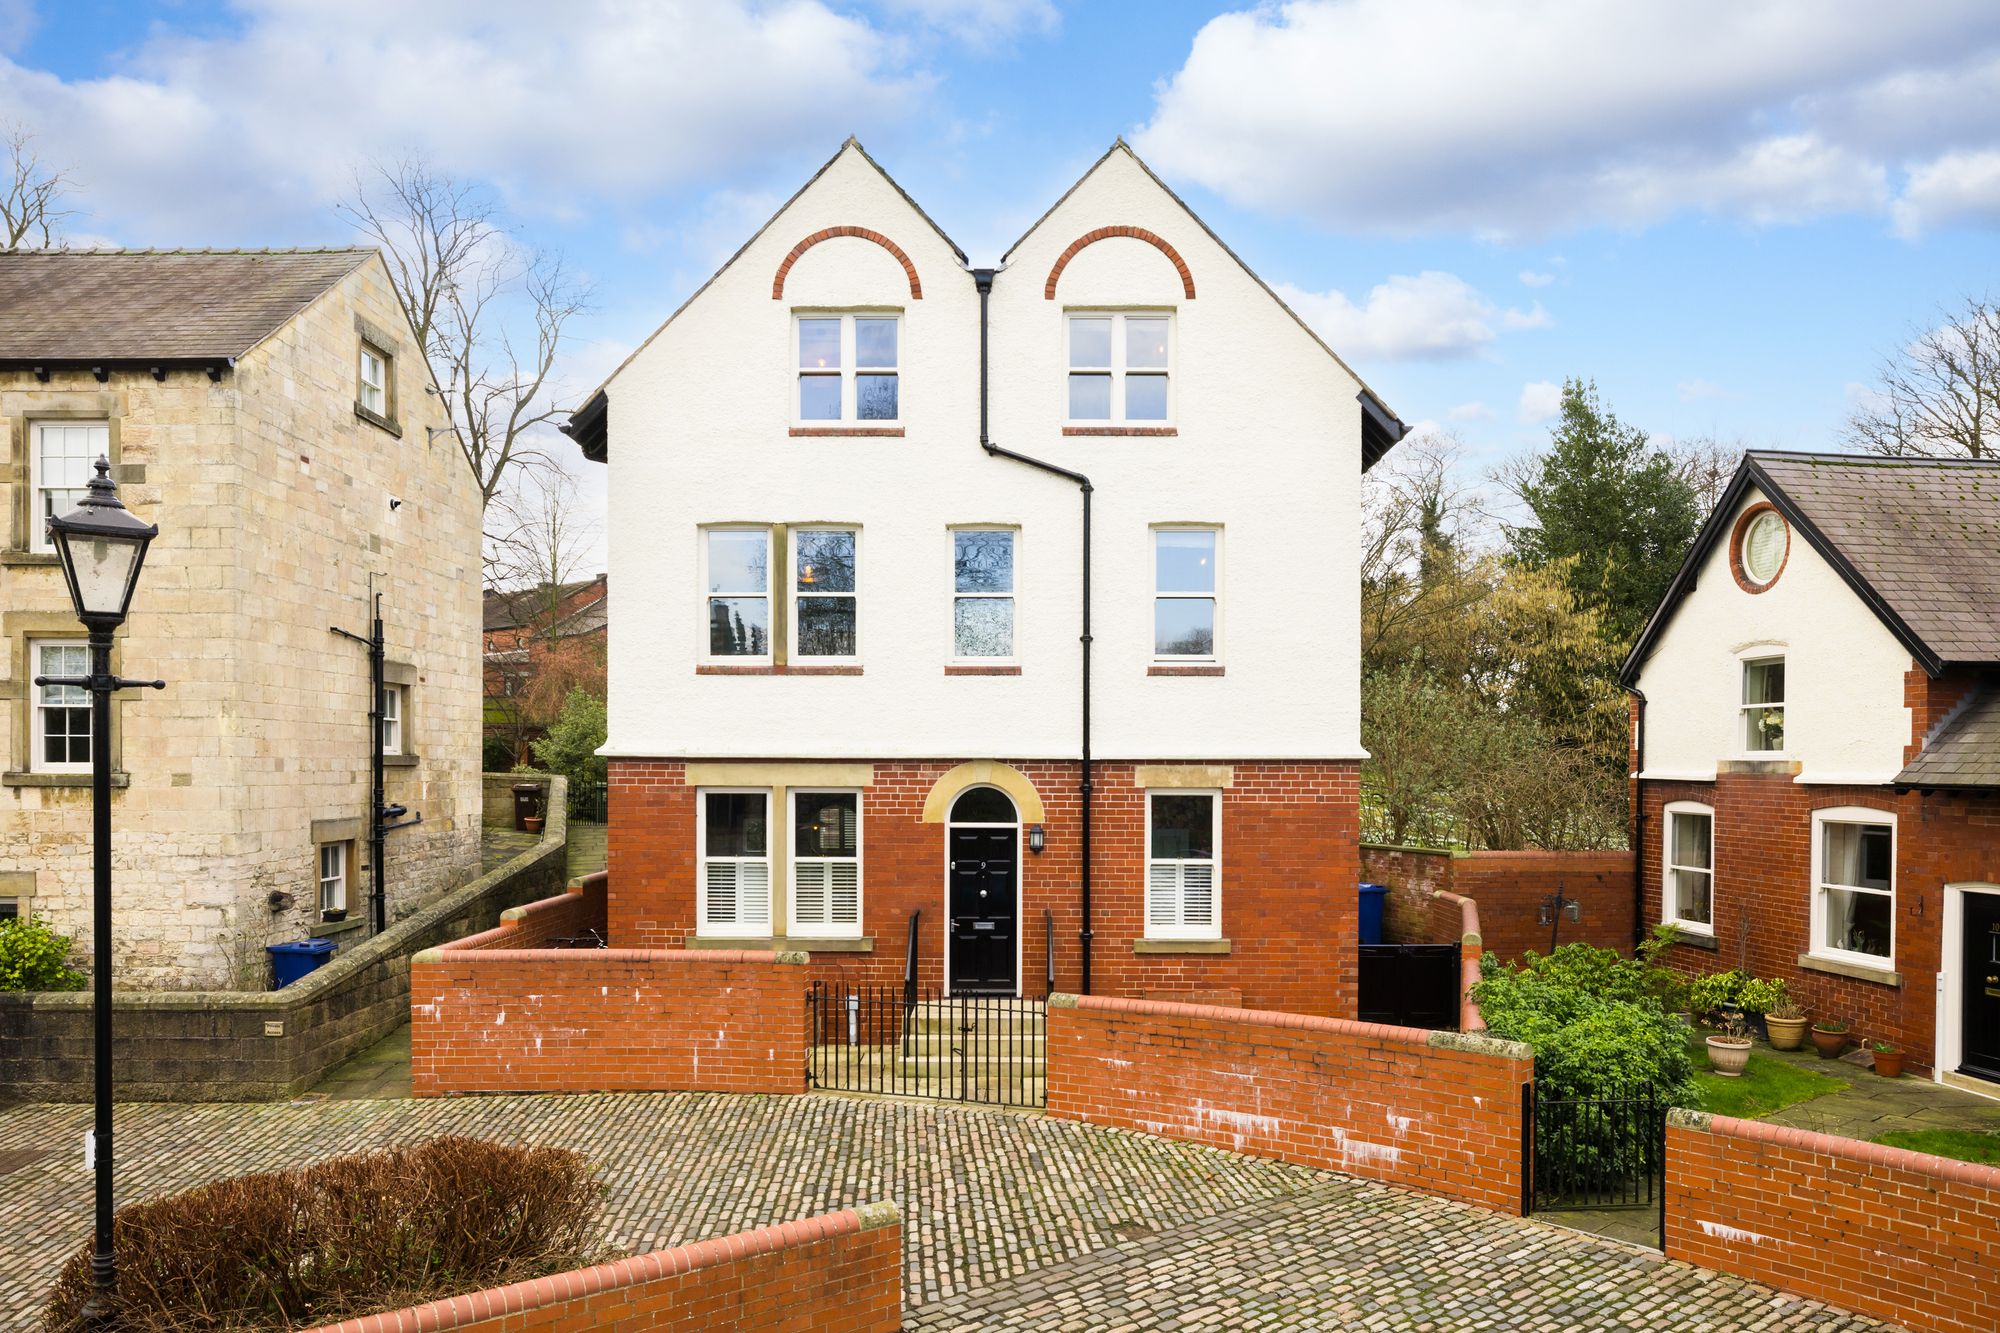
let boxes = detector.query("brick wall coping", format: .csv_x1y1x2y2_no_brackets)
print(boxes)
1051,992,1530,1062
419,944,806,966
1671,1108,2000,1190
300,1203,900,1333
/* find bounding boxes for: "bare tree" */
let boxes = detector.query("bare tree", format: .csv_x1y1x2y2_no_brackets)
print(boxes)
484,468,603,763
1665,435,1744,514
2,123,76,250
340,159,592,508
1845,296,2000,459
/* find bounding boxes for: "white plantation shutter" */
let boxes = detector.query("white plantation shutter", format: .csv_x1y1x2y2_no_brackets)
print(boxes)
1180,862,1215,929
703,859,770,930
1147,860,1216,935
1146,862,1180,930
793,859,860,931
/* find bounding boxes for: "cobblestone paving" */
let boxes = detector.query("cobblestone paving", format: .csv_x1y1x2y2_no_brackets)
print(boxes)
0,1093,1896,1332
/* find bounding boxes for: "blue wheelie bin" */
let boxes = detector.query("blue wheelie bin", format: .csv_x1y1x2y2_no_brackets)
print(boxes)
268,937,337,989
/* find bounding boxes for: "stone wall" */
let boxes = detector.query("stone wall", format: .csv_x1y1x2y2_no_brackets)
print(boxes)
0,781,566,1103
482,770,551,830
0,252,481,990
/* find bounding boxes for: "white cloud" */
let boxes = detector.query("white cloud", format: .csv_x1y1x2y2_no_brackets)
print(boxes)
1519,381,1564,424
1893,148,2000,237
0,0,33,56
1275,270,1552,361
872,0,1058,45
1132,0,2000,238
0,0,930,242
1449,401,1495,422
1519,270,1555,287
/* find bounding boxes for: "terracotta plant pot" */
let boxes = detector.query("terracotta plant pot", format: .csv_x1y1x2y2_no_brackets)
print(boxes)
1706,1036,1753,1077
523,815,545,835
1765,1014,1810,1052
1872,1047,1905,1078
1810,1026,1849,1059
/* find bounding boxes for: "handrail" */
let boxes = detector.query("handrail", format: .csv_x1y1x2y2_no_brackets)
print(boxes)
901,909,921,1056
1045,907,1055,998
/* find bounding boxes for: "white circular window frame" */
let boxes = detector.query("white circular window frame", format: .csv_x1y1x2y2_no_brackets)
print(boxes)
1741,510,1787,585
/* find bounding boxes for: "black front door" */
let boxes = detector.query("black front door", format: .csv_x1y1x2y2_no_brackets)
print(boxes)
949,826,1017,994
1963,893,2000,1082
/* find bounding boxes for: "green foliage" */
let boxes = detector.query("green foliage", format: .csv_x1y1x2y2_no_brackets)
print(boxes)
1693,1048,1846,1119
1473,948,1697,1107
1687,969,1747,1022
481,734,517,772
1737,977,1788,1015
528,688,606,798
1505,378,1703,648
0,917,85,992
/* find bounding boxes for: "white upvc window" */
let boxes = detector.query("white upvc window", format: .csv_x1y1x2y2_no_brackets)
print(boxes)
951,528,1015,660
319,841,350,919
358,342,391,417
795,313,899,423
705,527,773,661
1153,527,1218,660
31,421,107,553
792,527,858,660
1066,312,1171,424
379,684,405,755
698,789,771,934
1662,802,1714,934
1742,656,1785,754
790,789,861,936
1810,807,1895,969
31,639,90,774
1145,789,1220,939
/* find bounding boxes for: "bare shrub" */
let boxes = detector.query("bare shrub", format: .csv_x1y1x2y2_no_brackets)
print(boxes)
43,1137,602,1332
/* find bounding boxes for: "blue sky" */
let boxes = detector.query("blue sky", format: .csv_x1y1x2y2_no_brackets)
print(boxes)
5,1,1999,552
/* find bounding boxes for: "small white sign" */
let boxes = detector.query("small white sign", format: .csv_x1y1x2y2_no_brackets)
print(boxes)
83,1131,94,1171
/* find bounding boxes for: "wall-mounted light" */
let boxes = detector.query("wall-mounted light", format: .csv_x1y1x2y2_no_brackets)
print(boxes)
1027,824,1046,854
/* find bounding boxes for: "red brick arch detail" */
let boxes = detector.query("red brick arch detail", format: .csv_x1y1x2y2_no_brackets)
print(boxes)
1044,226,1196,300
771,227,922,300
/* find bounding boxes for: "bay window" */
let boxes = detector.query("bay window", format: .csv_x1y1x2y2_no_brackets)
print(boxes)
1145,790,1220,939
698,790,771,933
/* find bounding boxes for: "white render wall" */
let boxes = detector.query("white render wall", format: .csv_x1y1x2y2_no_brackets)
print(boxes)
1634,485,1914,783
601,144,1368,762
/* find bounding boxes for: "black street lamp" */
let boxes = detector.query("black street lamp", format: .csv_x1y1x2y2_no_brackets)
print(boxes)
34,456,163,1327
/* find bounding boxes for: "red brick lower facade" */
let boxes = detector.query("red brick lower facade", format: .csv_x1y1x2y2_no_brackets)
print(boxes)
610,758,1361,1018
1639,770,2000,1075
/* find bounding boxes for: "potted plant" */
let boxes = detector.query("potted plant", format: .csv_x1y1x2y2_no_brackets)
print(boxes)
1705,1012,1754,1077
1764,998,1810,1052
1870,1040,1905,1079
1738,977,1787,1042
1810,1018,1849,1059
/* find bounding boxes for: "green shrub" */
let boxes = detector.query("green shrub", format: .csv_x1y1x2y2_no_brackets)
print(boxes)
0,917,86,992
481,734,517,772
1738,976,1788,1014
529,688,606,804
43,1136,602,1332
1687,969,1747,1022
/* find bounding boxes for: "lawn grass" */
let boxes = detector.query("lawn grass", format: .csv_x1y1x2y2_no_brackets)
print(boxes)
1692,1042,1849,1119
1872,1129,2000,1164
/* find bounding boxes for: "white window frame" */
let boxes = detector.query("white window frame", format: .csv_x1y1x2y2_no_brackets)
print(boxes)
949,527,1018,663
789,788,862,938
1144,788,1222,941
790,526,859,662
1809,807,1896,971
793,312,900,425
1153,526,1220,662
319,841,350,919
696,787,773,936
379,684,405,755
1065,311,1173,426
702,526,774,664
1741,654,1785,756
358,342,391,417
30,638,91,774
1661,801,1715,936
30,421,108,554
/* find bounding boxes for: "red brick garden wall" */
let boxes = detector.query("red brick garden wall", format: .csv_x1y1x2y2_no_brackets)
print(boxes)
1361,845,1634,961
1045,993,1533,1215
446,871,608,952
1666,1111,2000,1333
303,1204,902,1333
610,757,1360,1018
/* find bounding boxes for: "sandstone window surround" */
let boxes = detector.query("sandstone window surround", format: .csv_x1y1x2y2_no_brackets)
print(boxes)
4,398,124,563
308,816,368,936
353,312,402,438
684,762,877,953
380,661,420,768
1,611,130,789
318,839,352,919
30,639,90,774
0,870,32,920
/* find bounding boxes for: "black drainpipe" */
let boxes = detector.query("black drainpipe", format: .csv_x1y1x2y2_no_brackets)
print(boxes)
972,267,1095,994
1624,685,1647,952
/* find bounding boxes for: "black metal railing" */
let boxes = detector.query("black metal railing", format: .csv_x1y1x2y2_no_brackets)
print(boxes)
807,981,1046,1108
571,779,608,822
1530,1082,1666,1212
1044,907,1055,997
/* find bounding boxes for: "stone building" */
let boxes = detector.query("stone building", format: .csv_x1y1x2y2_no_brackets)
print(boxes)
0,249,482,990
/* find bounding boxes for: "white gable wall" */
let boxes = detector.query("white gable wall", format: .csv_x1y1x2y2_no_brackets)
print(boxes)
600,144,1366,761
1634,486,1913,782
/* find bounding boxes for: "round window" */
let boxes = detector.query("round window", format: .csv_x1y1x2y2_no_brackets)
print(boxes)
1740,509,1787,585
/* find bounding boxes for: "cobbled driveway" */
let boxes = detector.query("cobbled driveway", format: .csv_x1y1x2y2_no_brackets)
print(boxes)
0,1092,1891,1332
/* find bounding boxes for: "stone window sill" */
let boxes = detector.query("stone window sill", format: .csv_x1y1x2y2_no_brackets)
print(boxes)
1149,665,1224,677
1134,937,1231,955
789,427,904,438
353,402,403,438
946,665,1021,676
1062,426,1178,437
688,935,873,954
697,664,863,676
0,550,60,568
1798,952,1901,987
1669,928,1718,951
3,771,130,789
309,917,368,938
382,753,420,768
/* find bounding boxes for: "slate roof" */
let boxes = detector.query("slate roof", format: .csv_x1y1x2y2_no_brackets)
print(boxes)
0,249,372,363
1897,688,2000,789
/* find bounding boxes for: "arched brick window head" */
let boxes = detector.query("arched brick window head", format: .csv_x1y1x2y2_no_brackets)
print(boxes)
772,227,922,300
1044,227,1196,300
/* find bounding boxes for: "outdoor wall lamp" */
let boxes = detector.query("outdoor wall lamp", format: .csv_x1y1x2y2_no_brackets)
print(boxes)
1028,825,1046,854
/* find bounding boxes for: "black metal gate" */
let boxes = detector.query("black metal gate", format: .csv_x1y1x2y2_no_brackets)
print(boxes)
1528,1082,1667,1238
806,982,1046,1108
1356,943,1461,1029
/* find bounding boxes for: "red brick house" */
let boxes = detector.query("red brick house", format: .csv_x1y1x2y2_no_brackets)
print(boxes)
1624,450,2000,1089
482,575,608,764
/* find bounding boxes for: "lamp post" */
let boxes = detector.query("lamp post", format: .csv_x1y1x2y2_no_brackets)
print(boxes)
34,456,163,1327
